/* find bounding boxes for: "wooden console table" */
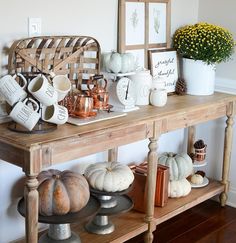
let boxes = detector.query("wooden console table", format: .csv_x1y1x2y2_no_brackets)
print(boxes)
1,92,235,243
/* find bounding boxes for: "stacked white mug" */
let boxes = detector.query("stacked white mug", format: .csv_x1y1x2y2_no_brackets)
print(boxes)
0,73,71,131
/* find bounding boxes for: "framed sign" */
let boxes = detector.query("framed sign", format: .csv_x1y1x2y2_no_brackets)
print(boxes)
148,48,178,93
118,0,171,69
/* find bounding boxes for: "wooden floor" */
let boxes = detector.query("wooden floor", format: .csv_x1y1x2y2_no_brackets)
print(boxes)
126,200,236,243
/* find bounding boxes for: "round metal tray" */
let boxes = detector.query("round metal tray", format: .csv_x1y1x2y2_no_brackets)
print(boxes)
97,195,133,216
17,196,100,224
8,120,57,134
90,184,133,196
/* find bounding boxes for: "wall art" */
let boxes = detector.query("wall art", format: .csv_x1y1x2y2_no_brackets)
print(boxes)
118,0,171,68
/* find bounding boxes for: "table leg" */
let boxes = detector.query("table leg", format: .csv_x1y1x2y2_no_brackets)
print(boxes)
108,147,118,162
220,102,235,207
187,126,196,155
144,122,160,243
24,174,39,243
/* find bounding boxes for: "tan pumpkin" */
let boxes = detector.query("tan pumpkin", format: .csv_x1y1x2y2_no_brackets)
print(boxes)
190,174,204,185
168,178,191,198
84,162,134,192
37,169,90,216
159,152,193,181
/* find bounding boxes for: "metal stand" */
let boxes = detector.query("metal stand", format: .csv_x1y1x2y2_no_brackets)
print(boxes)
85,187,133,235
85,195,117,234
39,224,81,243
18,196,100,242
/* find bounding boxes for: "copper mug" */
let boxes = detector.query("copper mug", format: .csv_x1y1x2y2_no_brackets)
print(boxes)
73,94,95,118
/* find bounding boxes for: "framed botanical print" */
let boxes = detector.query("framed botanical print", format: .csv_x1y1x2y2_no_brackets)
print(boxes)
118,0,171,69
148,48,178,93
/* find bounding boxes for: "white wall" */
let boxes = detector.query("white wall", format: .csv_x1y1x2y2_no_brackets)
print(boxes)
0,0,199,242
198,0,236,207
198,0,236,81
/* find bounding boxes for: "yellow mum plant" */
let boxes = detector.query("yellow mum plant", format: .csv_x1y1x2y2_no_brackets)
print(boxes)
173,22,235,65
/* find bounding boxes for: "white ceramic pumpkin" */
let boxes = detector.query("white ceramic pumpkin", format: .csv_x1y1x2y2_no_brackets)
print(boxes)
159,152,193,181
191,174,204,185
102,52,135,73
84,162,134,192
168,178,191,198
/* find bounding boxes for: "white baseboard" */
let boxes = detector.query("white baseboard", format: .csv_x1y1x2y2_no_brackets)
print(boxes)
215,77,236,94
227,187,236,208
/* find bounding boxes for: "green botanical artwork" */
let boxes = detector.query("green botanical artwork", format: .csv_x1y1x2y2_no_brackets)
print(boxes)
153,9,160,34
130,9,139,29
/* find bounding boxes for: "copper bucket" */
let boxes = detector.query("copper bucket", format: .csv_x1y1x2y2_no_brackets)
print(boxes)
194,145,207,161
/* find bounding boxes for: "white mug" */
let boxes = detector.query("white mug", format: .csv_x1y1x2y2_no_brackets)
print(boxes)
28,75,58,106
0,73,27,106
42,104,68,125
10,98,40,131
52,75,71,102
150,88,167,107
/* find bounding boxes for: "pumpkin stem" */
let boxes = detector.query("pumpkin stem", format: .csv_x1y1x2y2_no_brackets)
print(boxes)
106,167,112,172
169,152,176,157
53,174,60,180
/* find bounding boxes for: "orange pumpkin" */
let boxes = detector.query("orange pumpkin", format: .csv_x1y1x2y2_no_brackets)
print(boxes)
37,169,90,216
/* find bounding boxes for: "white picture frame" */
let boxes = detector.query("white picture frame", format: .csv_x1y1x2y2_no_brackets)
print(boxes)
126,49,145,70
149,3,167,44
149,49,178,93
125,2,145,45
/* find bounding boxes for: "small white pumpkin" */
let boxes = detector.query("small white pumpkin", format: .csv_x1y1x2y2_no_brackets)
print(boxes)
168,178,191,198
190,174,204,185
159,152,193,181
84,162,134,192
102,52,135,73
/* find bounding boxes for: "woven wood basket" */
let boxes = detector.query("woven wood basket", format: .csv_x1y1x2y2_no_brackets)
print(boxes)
8,35,101,89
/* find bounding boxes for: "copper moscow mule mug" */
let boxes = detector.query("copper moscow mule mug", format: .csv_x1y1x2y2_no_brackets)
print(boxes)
73,94,95,118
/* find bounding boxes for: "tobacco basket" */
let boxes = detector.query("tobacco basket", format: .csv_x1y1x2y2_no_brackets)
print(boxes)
8,35,101,88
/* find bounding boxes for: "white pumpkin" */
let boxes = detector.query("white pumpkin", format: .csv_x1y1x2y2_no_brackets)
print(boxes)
168,178,191,198
159,152,193,181
120,53,135,73
190,174,204,185
84,162,134,192
102,52,135,73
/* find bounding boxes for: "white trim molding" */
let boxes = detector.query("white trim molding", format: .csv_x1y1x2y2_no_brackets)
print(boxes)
227,187,236,208
215,77,236,94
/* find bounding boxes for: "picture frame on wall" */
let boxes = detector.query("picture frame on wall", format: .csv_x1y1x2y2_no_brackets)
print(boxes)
149,2,167,45
125,2,145,46
148,48,178,93
118,0,171,69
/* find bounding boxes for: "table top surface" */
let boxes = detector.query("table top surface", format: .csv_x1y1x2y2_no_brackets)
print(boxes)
0,92,235,149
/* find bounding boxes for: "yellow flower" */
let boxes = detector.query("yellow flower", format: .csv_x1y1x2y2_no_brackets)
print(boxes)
173,22,235,65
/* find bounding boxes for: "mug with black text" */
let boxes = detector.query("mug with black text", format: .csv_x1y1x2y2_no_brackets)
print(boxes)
52,75,71,102
28,75,58,106
0,73,27,106
9,98,40,131
42,104,68,125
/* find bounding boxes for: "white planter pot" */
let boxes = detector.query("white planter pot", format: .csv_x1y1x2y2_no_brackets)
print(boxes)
182,58,216,95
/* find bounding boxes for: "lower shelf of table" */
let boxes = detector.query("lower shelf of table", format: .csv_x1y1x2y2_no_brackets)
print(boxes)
13,180,224,243
154,179,224,225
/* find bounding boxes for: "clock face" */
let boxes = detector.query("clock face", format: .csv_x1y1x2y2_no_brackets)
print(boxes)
116,77,135,106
